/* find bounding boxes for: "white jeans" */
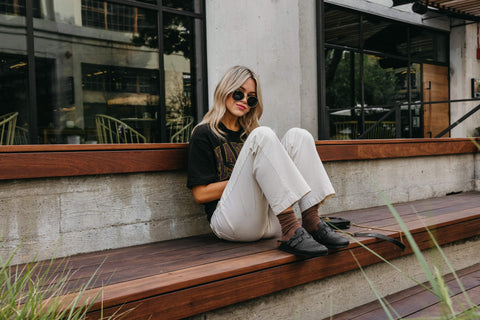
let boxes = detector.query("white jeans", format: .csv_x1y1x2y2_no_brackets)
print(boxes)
210,127,335,242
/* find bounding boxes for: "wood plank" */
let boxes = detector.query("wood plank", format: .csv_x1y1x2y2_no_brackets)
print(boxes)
82,212,480,317
0,138,477,180
423,64,449,138
86,223,480,320
0,149,188,179
26,235,278,292
327,263,480,320
37,193,478,292
24,192,479,319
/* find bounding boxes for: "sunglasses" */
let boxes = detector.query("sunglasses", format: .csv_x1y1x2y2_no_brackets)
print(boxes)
232,90,258,108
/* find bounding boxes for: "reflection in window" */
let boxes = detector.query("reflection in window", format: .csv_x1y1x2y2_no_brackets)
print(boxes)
82,0,155,38
410,27,448,63
324,4,448,140
0,0,41,18
0,54,28,144
325,7,360,48
0,0,205,145
163,0,195,12
363,19,408,58
164,12,195,143
81,63,160,143
326,49,358,139
82,64,159,94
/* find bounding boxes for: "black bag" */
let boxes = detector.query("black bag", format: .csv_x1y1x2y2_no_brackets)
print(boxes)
322,217,351,229
322,216,405,250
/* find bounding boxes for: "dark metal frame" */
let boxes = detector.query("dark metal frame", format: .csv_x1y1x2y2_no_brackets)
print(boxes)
22,0,207,143
26,0,38,143
316,0,459,140
316,0,328,139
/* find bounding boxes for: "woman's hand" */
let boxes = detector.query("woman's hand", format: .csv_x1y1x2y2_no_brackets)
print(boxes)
192,180,228,204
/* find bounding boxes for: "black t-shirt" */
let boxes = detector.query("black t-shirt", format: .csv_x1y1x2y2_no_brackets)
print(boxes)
187,123,244,222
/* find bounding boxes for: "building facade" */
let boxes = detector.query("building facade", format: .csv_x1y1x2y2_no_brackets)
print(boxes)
1,0,479,146
2,0,480,266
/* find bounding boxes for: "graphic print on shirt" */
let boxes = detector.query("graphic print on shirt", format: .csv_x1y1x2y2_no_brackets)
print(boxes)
214,142,243,181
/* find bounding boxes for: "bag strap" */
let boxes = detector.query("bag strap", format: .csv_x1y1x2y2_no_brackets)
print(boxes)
353,232,406,250
322,217,406,251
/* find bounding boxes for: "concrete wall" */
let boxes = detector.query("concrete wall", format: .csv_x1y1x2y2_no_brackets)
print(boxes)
1,153,477,265
0,172,209,265
204,0,480,139
450,23,480,138
206,0,318,138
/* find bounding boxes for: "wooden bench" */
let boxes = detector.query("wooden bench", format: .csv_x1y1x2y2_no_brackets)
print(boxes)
23,191,480,319
327,262,480,319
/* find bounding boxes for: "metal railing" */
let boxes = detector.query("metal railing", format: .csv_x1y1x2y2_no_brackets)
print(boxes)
333,98,480,139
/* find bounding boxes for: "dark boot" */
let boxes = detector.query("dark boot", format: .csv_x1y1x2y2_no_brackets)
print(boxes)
309,221,349,249
278,228,328,257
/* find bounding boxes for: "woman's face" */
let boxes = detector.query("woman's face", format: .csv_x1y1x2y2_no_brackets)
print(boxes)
224,77,257,120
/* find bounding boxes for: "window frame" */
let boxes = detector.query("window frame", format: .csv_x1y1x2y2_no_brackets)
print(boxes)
0,0,207,178
318,2,451,140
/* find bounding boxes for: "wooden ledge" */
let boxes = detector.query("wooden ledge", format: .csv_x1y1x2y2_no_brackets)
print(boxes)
34,192,479,319
316,138,479,161
0,138,477,180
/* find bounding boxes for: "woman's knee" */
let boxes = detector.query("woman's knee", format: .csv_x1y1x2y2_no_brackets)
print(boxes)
250,126,276,138
283,127,315,146
248,126,279,145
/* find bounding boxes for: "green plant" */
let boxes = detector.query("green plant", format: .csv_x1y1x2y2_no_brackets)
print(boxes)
341,180,480,319
0,243,128,319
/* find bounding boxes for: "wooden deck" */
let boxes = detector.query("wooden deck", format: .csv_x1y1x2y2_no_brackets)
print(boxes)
327,262,480,319
20,191,480,319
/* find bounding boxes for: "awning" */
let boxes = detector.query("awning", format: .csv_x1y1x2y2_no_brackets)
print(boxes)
394,0,480,22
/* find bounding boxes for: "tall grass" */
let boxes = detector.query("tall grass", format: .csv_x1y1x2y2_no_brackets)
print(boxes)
342,178,480,319
0,243,125,319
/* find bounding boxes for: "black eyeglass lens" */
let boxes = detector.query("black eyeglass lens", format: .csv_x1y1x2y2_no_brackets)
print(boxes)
232,90,244,101
247,96,258,107
232,90,257,107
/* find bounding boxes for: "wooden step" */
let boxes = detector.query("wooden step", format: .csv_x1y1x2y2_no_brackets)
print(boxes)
17,191,480,319
326,262,480,319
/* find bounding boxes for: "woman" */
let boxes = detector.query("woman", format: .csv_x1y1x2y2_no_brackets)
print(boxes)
187,65,348,257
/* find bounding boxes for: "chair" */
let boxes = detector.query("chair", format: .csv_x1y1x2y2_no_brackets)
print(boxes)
95,114,147,144
169,116,194,143
0,112,18,145
333,121,358,140
14,126,29,144
364,121,396,139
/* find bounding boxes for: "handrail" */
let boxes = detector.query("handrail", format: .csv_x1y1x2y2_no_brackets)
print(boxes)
435,103,480,138
338,98,480,139
357,103,401,139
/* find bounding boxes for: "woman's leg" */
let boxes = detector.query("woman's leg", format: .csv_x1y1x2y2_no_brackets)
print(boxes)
210,126,311,242
281,128,349,249
280,128,335,212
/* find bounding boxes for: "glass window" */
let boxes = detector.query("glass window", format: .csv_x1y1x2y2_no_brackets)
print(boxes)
0,0,41,18
82,0,155,35
163,0,195,12
363,17,408,58
410,27,448,63
0,54,29,144
326,49,359,139
323,4,448,140
0,0,205,145
163,12,195,142
325,7,360,48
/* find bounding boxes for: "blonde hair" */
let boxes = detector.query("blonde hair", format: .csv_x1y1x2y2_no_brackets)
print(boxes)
196,65,263,140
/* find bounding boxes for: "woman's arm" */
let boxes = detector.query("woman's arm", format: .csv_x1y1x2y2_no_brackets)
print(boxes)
192,180,228,204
